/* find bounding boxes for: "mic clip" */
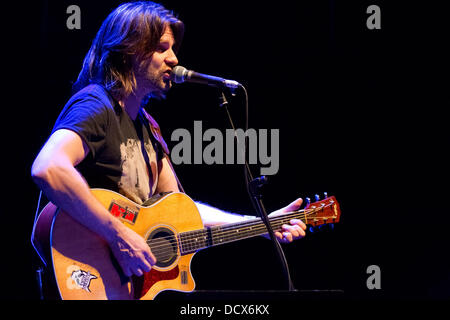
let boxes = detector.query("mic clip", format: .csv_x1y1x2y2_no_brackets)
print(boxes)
249,176,269,199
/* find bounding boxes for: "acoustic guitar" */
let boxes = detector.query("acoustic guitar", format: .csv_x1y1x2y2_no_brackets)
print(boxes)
32,189,341,300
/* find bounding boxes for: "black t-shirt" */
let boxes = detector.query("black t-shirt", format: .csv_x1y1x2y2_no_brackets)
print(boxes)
52,84,164,205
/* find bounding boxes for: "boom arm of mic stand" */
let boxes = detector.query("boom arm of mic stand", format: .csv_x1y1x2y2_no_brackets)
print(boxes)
218,87,296,292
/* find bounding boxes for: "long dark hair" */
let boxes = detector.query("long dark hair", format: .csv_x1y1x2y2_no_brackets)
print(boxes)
73,1,184,99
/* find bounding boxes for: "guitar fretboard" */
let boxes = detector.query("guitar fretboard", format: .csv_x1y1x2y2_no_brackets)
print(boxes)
178,211,304,255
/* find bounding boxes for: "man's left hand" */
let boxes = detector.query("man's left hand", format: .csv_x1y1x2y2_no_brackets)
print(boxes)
268,198,307,243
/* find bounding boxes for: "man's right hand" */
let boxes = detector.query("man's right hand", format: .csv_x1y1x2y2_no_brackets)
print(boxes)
108,224,157,277
32,129,157,278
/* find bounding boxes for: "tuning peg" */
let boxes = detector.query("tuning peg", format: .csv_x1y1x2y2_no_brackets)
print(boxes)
315,194,320,201
309,225,324,233
306,197,311,205
309,224,335,234
323,192,328,198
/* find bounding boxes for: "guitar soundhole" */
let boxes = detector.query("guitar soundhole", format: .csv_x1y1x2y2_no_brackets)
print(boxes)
147,227,179,268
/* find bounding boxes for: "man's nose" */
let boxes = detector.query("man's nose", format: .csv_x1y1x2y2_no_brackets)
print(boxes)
166,49,178,67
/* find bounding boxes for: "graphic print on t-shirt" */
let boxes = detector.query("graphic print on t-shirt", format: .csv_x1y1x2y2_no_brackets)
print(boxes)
52,85,163,205
118,138,158,205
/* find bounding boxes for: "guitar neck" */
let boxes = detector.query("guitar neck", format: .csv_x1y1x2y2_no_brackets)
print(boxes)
178,210,305,255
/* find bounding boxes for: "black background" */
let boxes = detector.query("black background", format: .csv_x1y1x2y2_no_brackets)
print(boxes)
2,0,449,302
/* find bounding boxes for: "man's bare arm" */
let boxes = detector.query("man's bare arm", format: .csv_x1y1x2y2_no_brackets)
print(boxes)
31,129,155,276
155,157,306,240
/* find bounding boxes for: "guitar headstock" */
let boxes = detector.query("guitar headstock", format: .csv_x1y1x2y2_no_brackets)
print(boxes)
303,193,341,227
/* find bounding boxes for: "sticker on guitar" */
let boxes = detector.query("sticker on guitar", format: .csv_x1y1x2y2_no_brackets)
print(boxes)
66,265,97,292
108,199,140,225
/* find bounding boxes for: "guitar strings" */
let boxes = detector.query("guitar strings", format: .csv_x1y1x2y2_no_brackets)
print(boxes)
146,209,311,251
147,204,335,257
146,204,336,259
152,203,333,250
147,206,335,259
148,213,337,261
146,211,314,259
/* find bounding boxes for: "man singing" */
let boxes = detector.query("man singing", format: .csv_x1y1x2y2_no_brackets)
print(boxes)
31,1,306,287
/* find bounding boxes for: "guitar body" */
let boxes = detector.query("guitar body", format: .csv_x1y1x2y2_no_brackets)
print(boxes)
33,188,341,300
34,189,203,300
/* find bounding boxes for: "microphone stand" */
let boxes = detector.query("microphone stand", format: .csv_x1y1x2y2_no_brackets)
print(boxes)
218,88,296,292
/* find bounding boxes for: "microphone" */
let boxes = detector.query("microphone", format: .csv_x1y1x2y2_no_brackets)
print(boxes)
171,66,241,89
